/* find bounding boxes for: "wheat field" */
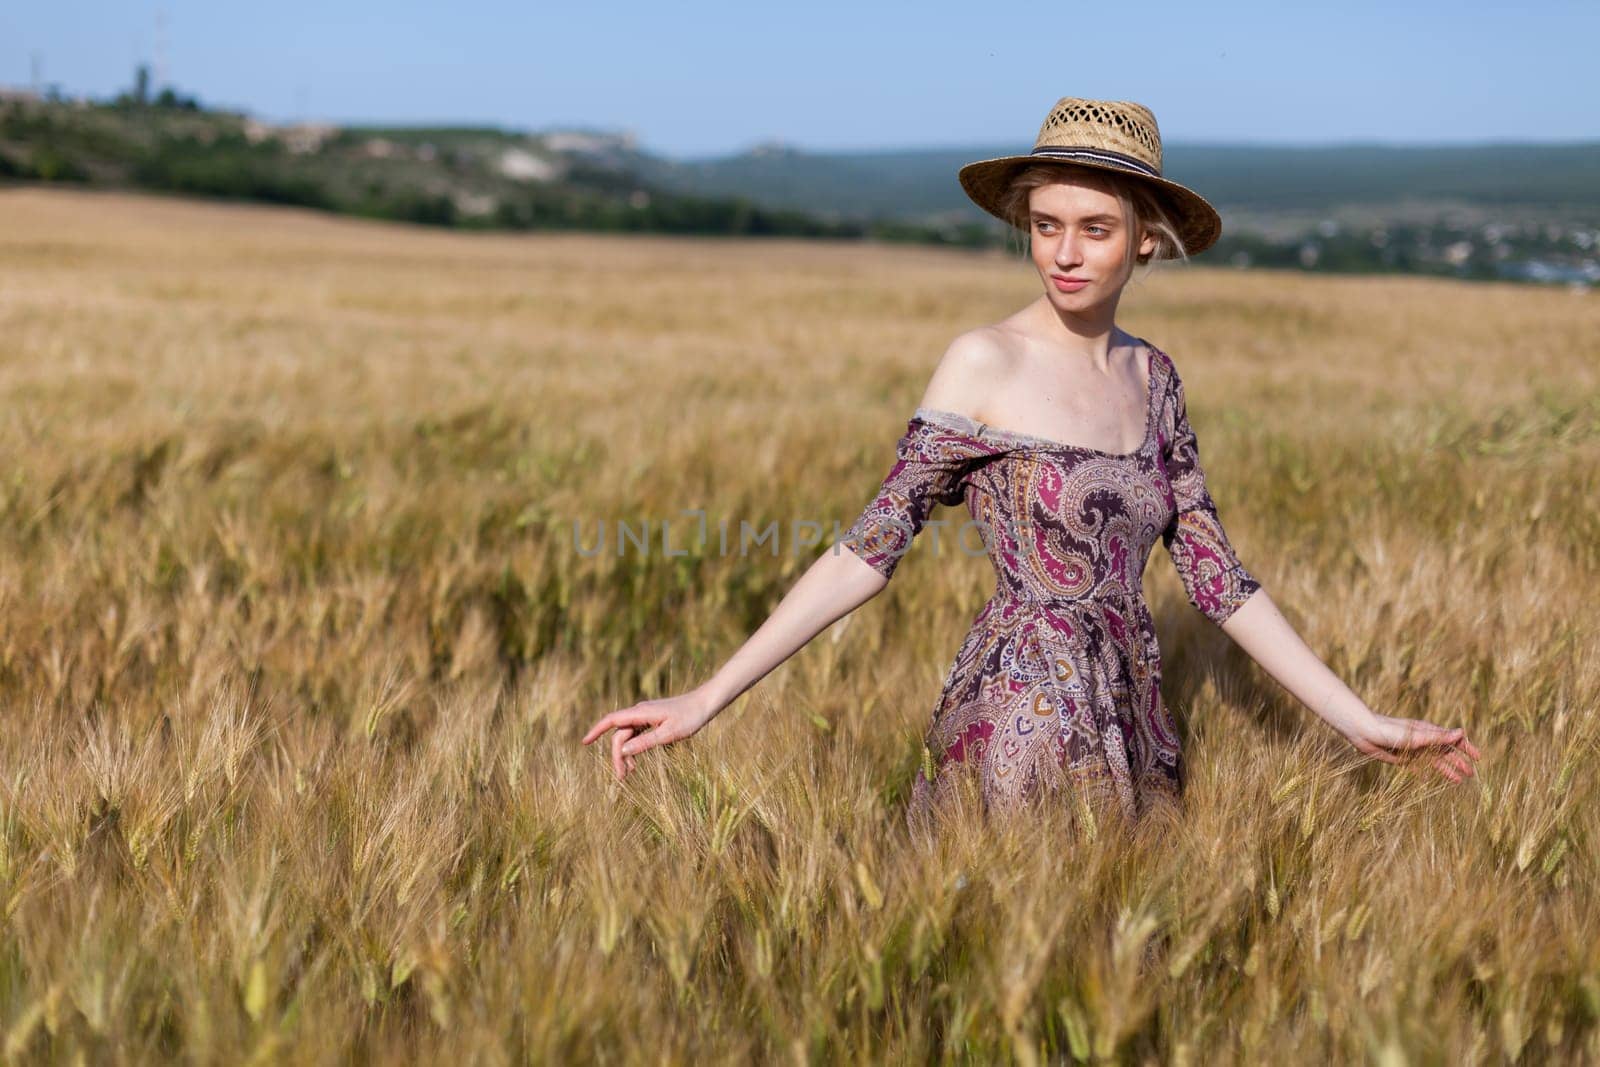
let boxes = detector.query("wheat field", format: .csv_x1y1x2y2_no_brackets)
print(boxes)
0,186,1596,1063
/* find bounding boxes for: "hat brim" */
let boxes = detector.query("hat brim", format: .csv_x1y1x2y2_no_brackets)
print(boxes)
957,154,1221,259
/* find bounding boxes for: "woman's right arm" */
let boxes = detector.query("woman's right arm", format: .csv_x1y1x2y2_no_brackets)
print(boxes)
698,546,890,710
580,331,1004,781
580,544,886,780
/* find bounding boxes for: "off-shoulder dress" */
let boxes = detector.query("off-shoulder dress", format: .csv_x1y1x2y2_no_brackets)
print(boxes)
840,340,1261,827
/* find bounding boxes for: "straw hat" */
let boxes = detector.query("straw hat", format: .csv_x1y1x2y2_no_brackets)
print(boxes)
957,97,1221,258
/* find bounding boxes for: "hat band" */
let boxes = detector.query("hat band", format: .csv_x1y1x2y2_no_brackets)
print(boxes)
1028,145,1161,179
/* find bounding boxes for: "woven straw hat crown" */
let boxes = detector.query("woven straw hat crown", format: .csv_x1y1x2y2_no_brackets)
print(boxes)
958,96,1221,258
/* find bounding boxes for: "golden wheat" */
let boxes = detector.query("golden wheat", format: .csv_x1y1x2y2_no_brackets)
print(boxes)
0,187,1595,1062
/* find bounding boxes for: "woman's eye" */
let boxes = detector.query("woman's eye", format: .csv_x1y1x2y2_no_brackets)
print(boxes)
1087,226,1107,236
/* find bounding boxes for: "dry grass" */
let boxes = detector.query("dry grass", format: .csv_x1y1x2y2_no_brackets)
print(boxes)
0,186,1596,1063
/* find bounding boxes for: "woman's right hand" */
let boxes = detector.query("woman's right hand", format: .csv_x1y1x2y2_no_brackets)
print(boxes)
580,687,720,781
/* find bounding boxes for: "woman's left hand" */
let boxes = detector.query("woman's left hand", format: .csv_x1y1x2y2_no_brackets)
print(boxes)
1340,714,1482,782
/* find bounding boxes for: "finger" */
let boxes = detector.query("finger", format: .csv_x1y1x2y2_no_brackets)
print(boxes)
582,708,658,745
611,728,635,779
1435,732,1479,772
581,711,626,745
582,712,622,746
612,727,634,779
1433,756,1462,783
583,709,640,745
621,725,677,757
1414,723,1462,748
1398,721,1462,750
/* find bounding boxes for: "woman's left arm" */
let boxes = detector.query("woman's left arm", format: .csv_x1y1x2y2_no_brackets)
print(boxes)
1156,351,1480,782
1219,590,1482,781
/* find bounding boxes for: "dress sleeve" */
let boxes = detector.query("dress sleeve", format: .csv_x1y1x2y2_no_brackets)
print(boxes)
840,416,975,582
1160,359,1261,625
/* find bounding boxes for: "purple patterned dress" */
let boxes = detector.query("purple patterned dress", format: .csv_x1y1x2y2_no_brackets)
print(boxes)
841,340,1260,827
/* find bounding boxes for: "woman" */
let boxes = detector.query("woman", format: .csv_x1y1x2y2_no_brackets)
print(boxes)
581,96,1481,826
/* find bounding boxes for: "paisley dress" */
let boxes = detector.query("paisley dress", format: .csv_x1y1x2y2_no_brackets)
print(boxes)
840,340,1261,828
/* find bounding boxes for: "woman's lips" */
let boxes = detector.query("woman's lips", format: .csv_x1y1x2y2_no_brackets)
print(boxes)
1052,276,1089,292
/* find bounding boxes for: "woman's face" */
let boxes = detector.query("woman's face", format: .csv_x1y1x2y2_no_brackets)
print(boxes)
1026,179,1157,311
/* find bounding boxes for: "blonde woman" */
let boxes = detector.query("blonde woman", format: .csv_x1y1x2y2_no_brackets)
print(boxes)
582,97,1480,827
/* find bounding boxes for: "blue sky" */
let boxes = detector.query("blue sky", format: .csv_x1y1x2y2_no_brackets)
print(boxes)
4,2,1596,159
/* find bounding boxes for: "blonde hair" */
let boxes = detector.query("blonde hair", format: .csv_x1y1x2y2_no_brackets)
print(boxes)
996,163,1190,281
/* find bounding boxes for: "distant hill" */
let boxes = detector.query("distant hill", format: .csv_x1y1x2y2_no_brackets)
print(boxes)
417,132,1600,284
631,140,1600,222
3,84,1596,286
0,93,892,242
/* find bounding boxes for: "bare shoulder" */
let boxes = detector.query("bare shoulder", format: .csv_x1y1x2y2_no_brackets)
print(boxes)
915,327,1019,418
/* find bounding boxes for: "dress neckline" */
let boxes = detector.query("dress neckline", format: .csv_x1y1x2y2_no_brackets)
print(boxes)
914,342,1160,460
